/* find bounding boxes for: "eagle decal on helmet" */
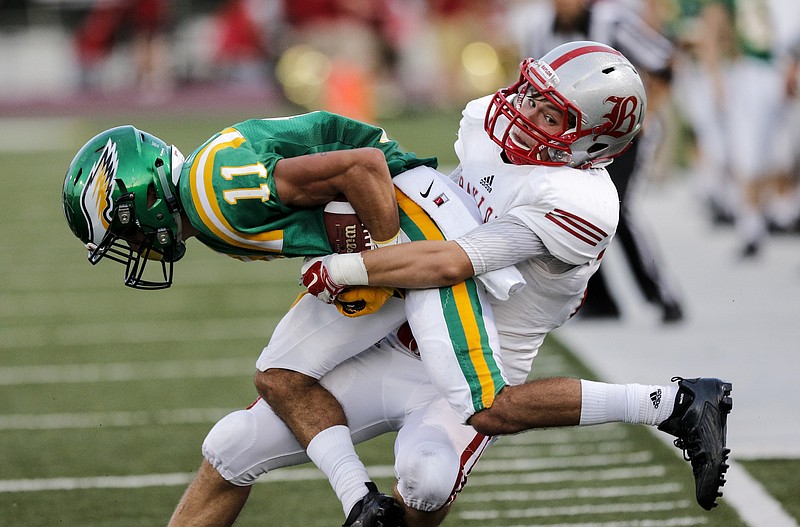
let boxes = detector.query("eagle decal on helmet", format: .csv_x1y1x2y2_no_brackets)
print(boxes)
80,138,118,246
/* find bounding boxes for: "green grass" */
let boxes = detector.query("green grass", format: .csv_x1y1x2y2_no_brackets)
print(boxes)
0,110,794,525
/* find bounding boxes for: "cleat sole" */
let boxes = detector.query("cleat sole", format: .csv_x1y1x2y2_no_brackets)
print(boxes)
720,396,733,413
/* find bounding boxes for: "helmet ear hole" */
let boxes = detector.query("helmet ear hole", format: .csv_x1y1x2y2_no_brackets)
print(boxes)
588,143,608,154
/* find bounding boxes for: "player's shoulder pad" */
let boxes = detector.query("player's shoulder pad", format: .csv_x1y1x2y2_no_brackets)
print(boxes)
463,95,493,122
516,165,619,265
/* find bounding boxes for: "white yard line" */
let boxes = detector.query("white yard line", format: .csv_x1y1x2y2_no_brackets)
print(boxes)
0,408,233,430
490,441,634,458
0,358,254,385
468,466,668,486
0,465,394,493
463,483,683,502
459,500,693,520
500,426,630,445
723,461,799,527
476,451,653,472
500,519,707,527
0,317,269,349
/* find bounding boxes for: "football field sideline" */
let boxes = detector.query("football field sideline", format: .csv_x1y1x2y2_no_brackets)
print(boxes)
558,176,800,527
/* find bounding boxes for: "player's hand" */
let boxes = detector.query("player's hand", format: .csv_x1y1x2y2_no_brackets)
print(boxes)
301,256,346,304
334,286,396,317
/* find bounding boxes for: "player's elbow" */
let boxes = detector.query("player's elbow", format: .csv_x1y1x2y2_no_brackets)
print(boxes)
434,261,472,285
428,244,474,285
349,147,389,181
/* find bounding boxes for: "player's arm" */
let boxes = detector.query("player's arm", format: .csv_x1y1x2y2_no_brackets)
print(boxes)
273,148,400,245
362,215,563,287
304,216,556,298
363,239,473,288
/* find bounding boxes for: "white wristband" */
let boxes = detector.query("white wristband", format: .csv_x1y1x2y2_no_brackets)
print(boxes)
328,253,369,286
373,230,400,248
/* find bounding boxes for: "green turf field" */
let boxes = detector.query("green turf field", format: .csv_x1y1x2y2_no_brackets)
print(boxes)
0,108,792,526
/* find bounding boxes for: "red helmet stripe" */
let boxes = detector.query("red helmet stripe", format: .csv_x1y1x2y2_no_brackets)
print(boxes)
548,44,623,70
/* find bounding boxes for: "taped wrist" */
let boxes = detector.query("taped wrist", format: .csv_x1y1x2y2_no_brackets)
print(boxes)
328,253,369,286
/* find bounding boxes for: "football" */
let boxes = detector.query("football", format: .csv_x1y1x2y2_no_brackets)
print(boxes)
323,198,372,253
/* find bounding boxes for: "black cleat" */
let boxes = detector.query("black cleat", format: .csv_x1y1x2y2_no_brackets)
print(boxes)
658,377,733,511
343,482,405,527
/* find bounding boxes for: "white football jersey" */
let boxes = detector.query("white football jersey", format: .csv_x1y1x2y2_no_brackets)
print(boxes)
454,95,620,383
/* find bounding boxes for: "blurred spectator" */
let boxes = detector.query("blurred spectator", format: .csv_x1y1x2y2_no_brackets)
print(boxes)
278,0,394,121
74,0,174,99
768,35,800,235
508,0,684,323
666,0,734,225
211,0,284,88
426,0,515,105
671,0,799,257
784,38,800,230
74,1,124,89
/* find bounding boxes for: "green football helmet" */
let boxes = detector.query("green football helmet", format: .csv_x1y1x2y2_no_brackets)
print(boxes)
62,125,186,289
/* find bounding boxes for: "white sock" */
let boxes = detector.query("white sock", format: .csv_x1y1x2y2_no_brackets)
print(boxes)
580,380,677,426
306,425,371,517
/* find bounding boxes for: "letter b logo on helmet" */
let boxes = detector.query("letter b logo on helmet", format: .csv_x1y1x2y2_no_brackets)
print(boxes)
602,95,640,138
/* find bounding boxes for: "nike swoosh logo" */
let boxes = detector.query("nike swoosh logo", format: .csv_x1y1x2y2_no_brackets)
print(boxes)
420,181,434,198
304,272,319,290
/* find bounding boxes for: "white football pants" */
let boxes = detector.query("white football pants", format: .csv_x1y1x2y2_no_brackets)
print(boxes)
203,325,493,512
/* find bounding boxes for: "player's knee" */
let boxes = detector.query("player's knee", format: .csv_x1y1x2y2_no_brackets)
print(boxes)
202,409,261,486
395,441,459,512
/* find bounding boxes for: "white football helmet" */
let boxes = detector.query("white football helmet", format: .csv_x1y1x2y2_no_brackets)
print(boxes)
485,41,647,168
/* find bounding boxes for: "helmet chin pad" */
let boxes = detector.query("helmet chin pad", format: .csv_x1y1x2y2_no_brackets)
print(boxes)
86,190,181,289
88,230,176,290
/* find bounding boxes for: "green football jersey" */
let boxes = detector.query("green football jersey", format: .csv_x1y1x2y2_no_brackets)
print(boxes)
178,111,437,259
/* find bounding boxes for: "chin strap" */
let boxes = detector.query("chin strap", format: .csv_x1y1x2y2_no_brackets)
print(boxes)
169,209,186,261
155,157,186,261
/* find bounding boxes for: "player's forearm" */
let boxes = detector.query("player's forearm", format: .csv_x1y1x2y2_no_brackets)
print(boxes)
338,148,400,244
366,240,474,287
330,240,475,289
